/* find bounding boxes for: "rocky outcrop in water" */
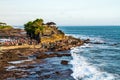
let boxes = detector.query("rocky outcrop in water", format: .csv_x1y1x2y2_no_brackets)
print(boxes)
61,60,69,65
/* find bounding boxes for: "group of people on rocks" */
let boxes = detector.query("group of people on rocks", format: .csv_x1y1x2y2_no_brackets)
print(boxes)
0,36,83,51
0,37,37,46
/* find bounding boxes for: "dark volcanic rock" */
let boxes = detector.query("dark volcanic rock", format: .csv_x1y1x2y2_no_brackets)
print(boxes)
43,74,51,78
61,60,69,65
36,52,71,59
36,53,49,59
55,71,60,75
84,39,90,43
17,65,34,69
56,53,71,57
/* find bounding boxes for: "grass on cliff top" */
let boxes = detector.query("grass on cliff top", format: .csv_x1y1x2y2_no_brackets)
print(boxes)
0,25,13,30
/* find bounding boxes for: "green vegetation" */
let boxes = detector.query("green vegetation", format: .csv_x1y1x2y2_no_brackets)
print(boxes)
24,18,65,44
24,18,45,43
0,25,13,29
0,22,13,30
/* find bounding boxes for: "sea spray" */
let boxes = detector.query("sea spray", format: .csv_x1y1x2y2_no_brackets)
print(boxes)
70,46,116,80
59,26,120,80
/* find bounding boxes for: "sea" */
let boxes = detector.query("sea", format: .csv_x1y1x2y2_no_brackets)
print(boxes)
11,26,120,80
59,26,120,80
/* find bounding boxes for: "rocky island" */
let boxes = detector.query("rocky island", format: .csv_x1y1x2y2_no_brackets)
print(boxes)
0,19,84,80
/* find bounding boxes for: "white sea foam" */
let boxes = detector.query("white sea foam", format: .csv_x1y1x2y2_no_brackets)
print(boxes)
70,47,117,80
8,59,32,64
5,66,16,71
81,44,93,48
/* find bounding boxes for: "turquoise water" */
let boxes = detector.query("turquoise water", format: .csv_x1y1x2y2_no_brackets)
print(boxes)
59,26,120,80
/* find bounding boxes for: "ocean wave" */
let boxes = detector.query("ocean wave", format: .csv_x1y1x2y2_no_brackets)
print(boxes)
70,46,118,80
66,34,105,44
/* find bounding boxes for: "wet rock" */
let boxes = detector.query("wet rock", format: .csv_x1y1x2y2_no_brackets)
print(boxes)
17,65,34,69
44,75,50,78
0,51,19,61
14,71,29,78
36,53,49,59
25,65,34,69
61,60,69,65
39,74,51,79
36,53,71,59
55,71,60,75
0,70,29,79
57,53,71,57
49,53,57,57
84,39,90,43
93,42,105,44
111,43,118,46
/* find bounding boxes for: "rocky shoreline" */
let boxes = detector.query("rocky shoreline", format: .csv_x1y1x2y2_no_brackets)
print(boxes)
0,20,86,79
0,51,75,79
0,36,85,79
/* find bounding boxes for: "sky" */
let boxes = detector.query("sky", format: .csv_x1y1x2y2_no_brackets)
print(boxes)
0,0,120,26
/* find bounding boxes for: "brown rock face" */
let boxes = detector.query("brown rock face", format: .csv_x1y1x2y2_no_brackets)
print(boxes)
0,28,26,37
36,53,71,59
0,51,19,61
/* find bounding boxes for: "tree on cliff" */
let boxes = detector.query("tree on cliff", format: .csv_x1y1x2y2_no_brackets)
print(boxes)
33,19,44,43
24,18,44,43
